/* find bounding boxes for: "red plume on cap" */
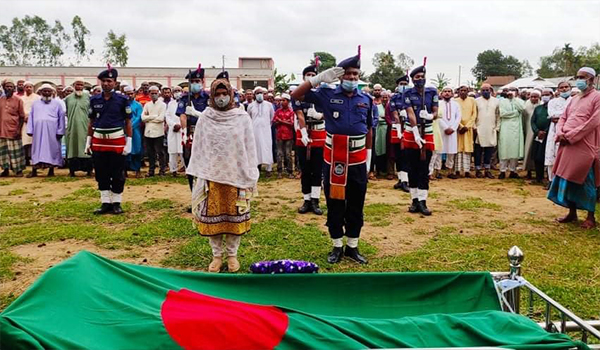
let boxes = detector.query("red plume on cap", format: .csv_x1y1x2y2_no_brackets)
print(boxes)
423,57,427,67
358,45,361,59
107,63,112,71
315,56,320,69
197,63,202,72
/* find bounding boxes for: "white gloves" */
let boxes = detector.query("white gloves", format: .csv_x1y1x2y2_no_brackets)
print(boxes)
308,67,345,88
394,124,403,139
85,136,92,155
300,128,310,146
419,110,434,121
122,137,132,156
185,105,202,118
366,149,372,176
306,107,323,120
412,127,425,149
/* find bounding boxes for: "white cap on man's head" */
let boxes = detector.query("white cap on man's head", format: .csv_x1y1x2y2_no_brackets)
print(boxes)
578,67,596,77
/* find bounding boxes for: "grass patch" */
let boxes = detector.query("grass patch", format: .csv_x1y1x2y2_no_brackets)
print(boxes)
42,176,81,183
514,188,531,197
0,180,13,186
0,250,23,281
7,189,28,196
437,225,456,234
0,293,17,311
449,197,501,211
402,216,415,224
364,203,396,224
70,187,99,199
489,220,509,230
125,176,188,186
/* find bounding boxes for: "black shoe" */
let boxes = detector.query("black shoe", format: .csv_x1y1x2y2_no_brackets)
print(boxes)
298,200,312,214
418,200,432,216
311,198,323,215
498,172,506,179
509,171,520,179
393,180,402,189
94,203,113,215
0,169,8,177
435,172,443,179
327,247,344,264
112,202,124,215
485,170,495,179
408,198,420,213
186,206,192,213
69,170,76,177
344,246,368,264
400,181,410,193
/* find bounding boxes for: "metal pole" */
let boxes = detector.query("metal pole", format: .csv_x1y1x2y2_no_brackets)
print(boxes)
458,65,462,87
507,246,524,313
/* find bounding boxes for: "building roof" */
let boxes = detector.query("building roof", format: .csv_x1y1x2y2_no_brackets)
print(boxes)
483,76,515,86
499,76,558,90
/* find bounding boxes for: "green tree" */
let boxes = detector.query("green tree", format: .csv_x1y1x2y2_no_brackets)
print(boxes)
471,49,527,81
274,68,295,93
102,30,128,66
396,53,414,75
431,73,451,90
71,15,93,64
369,51,409,90
536,43,600,78
0,15,71,66
310,51,336,71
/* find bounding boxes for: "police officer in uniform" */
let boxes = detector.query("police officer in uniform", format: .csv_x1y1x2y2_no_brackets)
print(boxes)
390,74,411,192
85,66,132,215
293,64,325,215
176,66,210,192
291,47,375,264
400,65,438,216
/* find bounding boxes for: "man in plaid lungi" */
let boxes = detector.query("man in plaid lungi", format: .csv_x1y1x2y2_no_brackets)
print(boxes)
0,79,26,177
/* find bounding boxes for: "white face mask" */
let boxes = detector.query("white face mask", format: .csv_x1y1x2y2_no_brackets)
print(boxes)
256,93,264,102
215,95,231,108
541,95,551,103
42,95,52,103
174,92,182,99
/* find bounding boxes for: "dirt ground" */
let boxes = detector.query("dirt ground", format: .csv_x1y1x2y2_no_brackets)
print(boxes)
0,168,567,300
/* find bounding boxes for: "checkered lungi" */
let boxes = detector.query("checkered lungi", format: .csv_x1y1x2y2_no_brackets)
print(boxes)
0,138,25,173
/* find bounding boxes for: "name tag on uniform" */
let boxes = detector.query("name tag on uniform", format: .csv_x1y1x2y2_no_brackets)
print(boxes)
333,111,340,118
93,104,103,109
330,99,344,105
356,103,368,109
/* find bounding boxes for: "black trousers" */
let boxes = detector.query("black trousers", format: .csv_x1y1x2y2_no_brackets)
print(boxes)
145,136,166,175
323,163,367,239
183,145,193,191
407,148,432,190
297,146,323,195
394,144,410,173
93,151,126,193
474,144,494,169
532,139,547,182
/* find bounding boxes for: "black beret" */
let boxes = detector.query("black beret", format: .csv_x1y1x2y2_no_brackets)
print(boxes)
396,75,409,84
185,68,205,80
337,54,360,69
302,65,318,77
97,68,118,80
216,71,229,80
409,66,426,79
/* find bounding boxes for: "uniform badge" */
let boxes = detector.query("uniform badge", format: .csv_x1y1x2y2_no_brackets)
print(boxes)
330,99,343,104
295,100,301,106
93,104,103,109
334,162,345,176
125,106,132,114
108,72,113,78
179,102,184,108
333,111,339,119
433,95,439,102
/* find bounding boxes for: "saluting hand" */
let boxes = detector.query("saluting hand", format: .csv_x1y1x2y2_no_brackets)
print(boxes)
309,67,345,88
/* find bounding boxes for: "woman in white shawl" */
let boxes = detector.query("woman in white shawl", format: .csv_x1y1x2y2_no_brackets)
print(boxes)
186,78,259,273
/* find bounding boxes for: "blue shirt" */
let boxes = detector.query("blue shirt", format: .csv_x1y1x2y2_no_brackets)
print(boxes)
400,87,439,124
176,91,210,128
304,86,376,136
89,92,131,129
129,100,143,154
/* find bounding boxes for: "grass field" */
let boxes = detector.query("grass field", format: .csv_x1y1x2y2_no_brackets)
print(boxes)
1,169,599,331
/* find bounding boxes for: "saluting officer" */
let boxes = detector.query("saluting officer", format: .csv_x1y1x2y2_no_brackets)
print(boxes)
85,65,132,215
293,64,326,215
389,74,411,192
176,66,210,192
291,46,376,265
400,65,438,216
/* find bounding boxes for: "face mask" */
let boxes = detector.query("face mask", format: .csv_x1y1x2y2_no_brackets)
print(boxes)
174,92,182,99
256,93,264,102
560,91,570,98
215,95,231,108
541,95,551,103
150,94,159,102
190,83,202,94
481,91,491,99
234,96,240,103
575,79,588,91
413,79,425,88
341,80,358,92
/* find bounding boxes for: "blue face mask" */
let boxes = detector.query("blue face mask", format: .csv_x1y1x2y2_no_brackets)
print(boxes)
397,85,408,93
482,91,491,99
190,83,202,94
575,79,588,91
413,79,425,88
560,91,571,98
341,80,358,92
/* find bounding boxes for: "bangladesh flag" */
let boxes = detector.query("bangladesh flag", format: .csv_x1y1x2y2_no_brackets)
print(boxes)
1,252,587,349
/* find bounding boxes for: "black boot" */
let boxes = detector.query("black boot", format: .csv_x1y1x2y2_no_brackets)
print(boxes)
311,198,323,215
418,200,432,216
0,168,8,177
94,203,113,215
298,200,312,214
112,202,124,215
400,182,410,193
408,198,420,213
393,180,402,189
344,246,368,264
509,171,520,179
327,247,344,264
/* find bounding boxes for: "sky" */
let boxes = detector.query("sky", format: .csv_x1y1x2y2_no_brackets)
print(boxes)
3,0,600,86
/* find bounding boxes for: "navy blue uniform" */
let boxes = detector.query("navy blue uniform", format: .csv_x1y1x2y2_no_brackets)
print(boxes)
304,86,376,239
389,92,410,175
176,91,210,190
88,92,132,195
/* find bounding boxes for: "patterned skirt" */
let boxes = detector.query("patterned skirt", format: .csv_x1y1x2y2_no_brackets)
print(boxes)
547,167,596,212
192,180,251,236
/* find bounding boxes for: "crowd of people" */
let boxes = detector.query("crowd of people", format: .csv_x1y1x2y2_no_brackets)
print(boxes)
1,54,598,271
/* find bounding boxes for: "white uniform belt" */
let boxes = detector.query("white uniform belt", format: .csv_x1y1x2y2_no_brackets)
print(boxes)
93,129,126,139
309,123,325,131
325,133,366,148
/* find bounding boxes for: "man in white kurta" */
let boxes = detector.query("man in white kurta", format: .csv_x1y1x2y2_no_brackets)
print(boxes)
247,87,274,175
432,87,461,178
162,87,183,176
20,81,40,163
498,89,525,179
522,90,541,176
474,84,500,178
142,86,167,176
545,81,571,183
